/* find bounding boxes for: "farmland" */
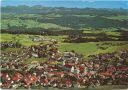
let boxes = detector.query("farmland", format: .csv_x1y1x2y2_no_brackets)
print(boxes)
1,31,128,58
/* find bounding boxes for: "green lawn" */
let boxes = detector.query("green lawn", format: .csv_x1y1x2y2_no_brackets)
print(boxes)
59,42,98,55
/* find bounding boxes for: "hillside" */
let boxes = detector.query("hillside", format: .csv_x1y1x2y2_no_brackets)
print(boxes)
1,6,128,31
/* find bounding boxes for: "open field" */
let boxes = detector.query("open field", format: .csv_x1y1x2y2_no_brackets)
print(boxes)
59,41,128,58
1,32,128,58
104,15,128,20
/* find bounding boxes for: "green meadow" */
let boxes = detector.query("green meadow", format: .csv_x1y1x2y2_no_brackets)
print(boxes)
1,33,128,59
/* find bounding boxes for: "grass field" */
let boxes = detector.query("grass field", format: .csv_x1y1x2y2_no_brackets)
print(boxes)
1,33,128,59
0,34,66,46
0,34,40,46
104,15,128,20
59,42,128,58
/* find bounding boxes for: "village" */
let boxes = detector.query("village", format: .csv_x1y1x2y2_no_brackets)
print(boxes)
1,40,128,89
1,0,128,89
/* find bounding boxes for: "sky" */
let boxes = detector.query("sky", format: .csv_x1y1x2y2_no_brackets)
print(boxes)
1,0,128,8
1,0,128,1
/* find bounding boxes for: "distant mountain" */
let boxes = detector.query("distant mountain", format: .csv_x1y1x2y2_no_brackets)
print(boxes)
2,0,128,9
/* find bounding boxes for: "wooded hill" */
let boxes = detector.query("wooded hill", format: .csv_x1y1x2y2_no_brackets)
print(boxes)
1,6,128,31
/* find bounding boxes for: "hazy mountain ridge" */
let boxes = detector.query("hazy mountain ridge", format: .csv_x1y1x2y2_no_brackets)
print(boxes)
2,1,128,9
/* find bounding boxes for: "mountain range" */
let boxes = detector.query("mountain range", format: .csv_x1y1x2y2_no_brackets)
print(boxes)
2,0,128,9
